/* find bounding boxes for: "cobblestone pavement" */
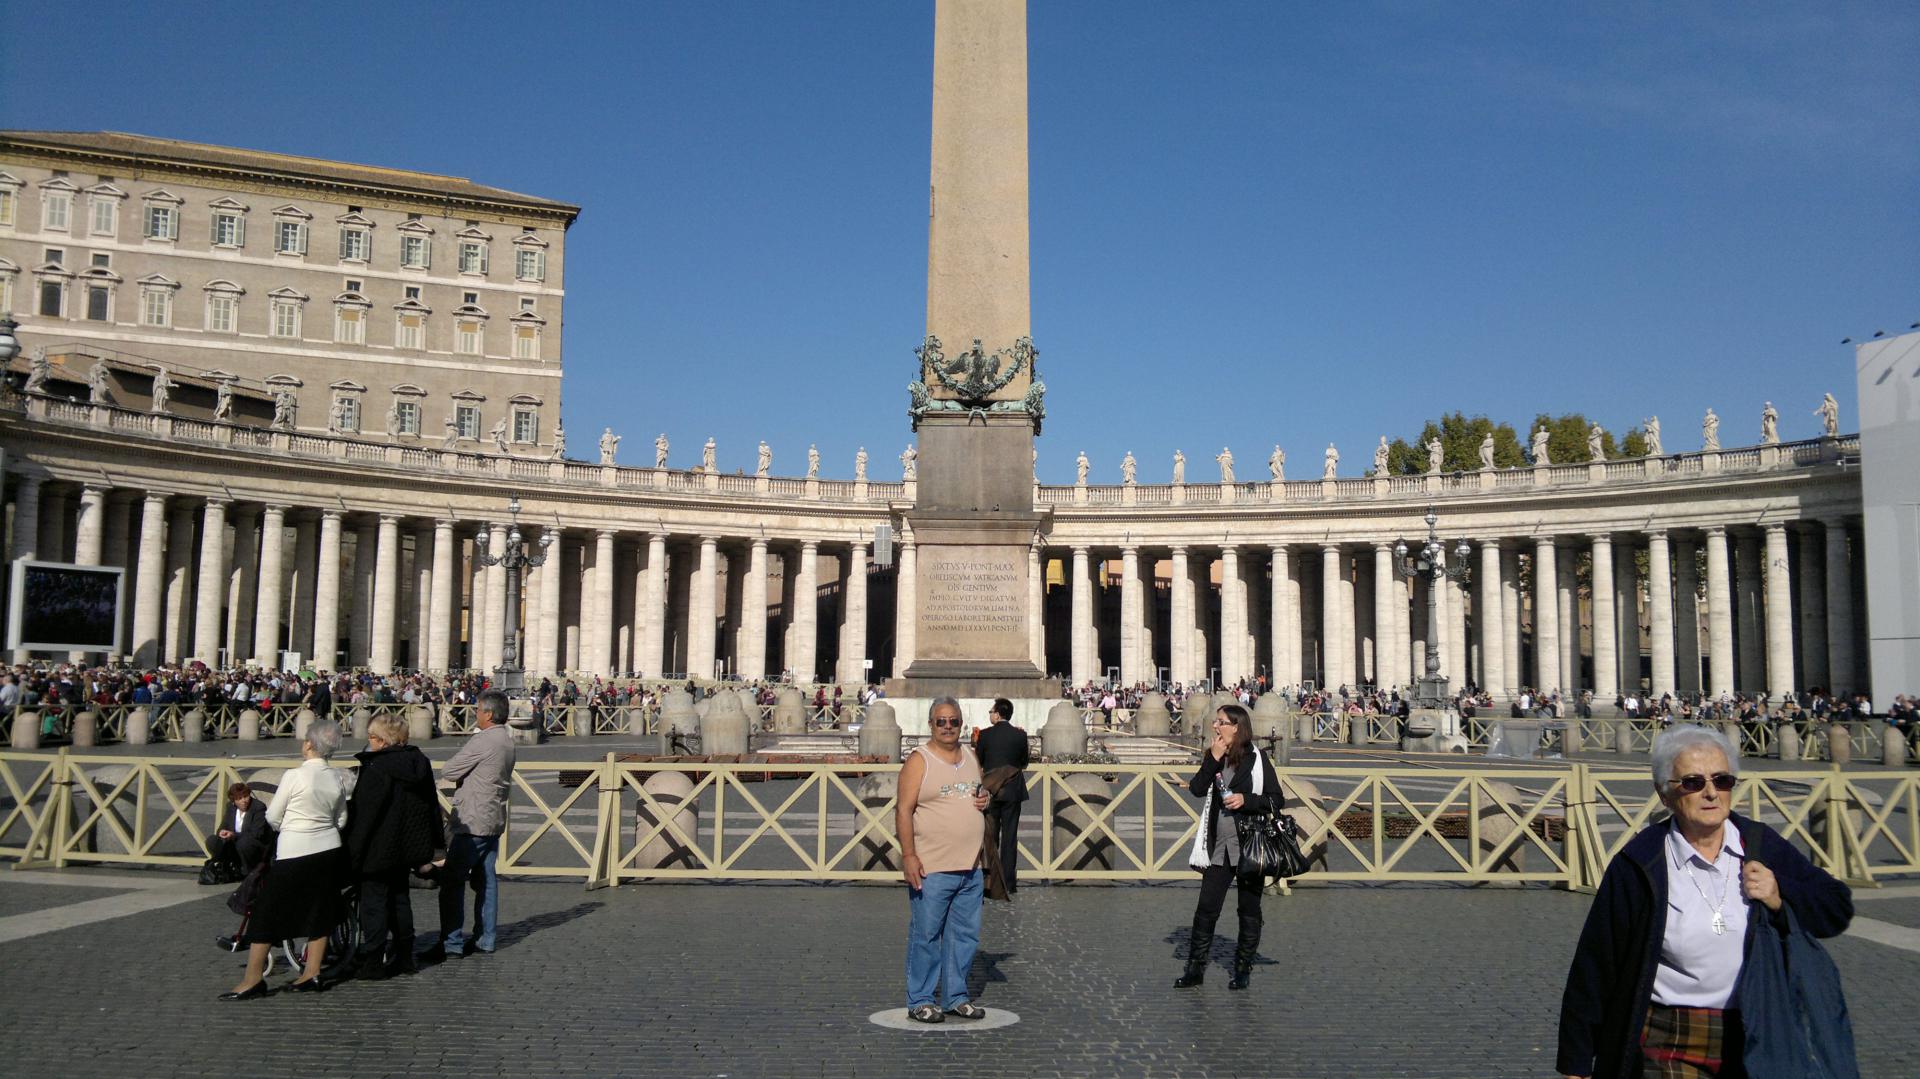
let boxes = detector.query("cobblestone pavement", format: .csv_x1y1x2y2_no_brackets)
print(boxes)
1,870,1916,1078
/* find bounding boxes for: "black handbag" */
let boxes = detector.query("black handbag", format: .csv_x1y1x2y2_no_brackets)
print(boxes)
1235,808,1309,882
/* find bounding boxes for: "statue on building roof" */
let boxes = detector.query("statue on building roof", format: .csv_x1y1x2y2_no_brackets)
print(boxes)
756,440,772,478
1702,408,1720,452
599,427,620,465
150,367,172,414
1644,416,1662,457
1269,445,1285,482
1760,401,1779,445
1815,393,1839,439
654,432,669,468
1121,451,1137,486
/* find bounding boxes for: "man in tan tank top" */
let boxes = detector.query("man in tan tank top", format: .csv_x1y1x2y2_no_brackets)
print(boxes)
896,697,991,1024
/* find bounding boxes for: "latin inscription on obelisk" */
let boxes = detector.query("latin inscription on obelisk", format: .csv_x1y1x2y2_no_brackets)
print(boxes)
915,547,1027,663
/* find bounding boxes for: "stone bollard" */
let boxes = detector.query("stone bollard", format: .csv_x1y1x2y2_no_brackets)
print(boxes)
1180,693,1213,746
1883,724,1908,768
11,711,40,750
1348,707,1369,746
71,711,98,748
238,709,262,741
859,700,901,761
1041,700,1088,758
1051,772,1116,873
1134,691,1170,737
1298,712,1316,743
633,770,700,873
1615,719,1634,756
659,689,700,753
350,707,371,740
772,688,807,734
1277,776,1332,874
628,702,651,737
1826,722,1852,766
406,704,434,744
1475,779,1535,882
1776,723,1800,761
1253,693,1292,764
295,709,316,745
700,691,750,757
69,765,135,854
1720,720,1743,763
126,707,151,746
181,707,206,743
855,771,901,873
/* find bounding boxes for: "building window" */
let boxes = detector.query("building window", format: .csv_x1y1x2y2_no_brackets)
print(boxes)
212,211,245,247
271,299,301,338
512,409,537,443
45,247,65,265
519,297,536,312
0,188,15,227
459,241,489,275
335,305,365,344
339,227,370,262
0,275,12,314
89,197,117,237
90,252,110,268
400,234,430,269
394,400,420,435
141,288,172,327
43,191,71,231
404,285,420,300
463,291,479,305
513,324,540,360
276,220,307,254
207,294,238,333
38,280,63,317
395,312,424,350
145,205,178,240
456,404,480,439
337,396,360,433
454,320,481,355
85,285,109,322
515,248,545,282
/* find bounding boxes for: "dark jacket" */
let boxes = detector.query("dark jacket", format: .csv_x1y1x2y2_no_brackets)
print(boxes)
976,720,1030,803
1188,745,1281,870
1556,812,1854,1079
233,799,273,871
345,744,444,874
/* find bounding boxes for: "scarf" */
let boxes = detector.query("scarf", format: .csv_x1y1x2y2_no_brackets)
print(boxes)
1188,745,1265,871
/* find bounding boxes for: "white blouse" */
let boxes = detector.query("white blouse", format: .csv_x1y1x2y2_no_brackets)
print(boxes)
265,758,355,860
1652,820,1751,1009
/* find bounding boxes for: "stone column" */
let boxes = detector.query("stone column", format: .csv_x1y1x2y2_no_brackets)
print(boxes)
1673,537,1701,694
1590,533,1617,698
482,524,508,671
7,477,39,661
642,533,669,678
130,494,168,667
1556,543,1580,695
1532,537,1560,692
1320,545,1343,689
1734,532,1765,691
1448,570,1469,689
290,513,317,659
1220,545,1244,683
349,520,377,666
1822,523,1855,693
1704,526,1735,696
1027,540,1044,671
740,538,769,680
1795,528,1829,691
163,502,197,663
67,485,108,662
840,541,869,684
368,514,400,672
895,535,918,678
1499,543,1522,694
105,496,134,657
1070,546,1093,685
585,529,617,676
1372,543,1398,690
191,500,228,663
1120,546,1143,684
1763,524,1795,698
1169,547,1192,684
792,540,819,683
410,524,434,669
221,507,256,664
530,528,561,674
313,511,343,670
1477,540,1505,696
252,506,287,666
1647,530,1676,697
428,520,455,672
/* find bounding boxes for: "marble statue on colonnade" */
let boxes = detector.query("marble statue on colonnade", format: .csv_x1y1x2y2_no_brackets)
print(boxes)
385,399,402,436
1372,437,1389,476
756,441,772,477
1816,393,1839,438
1761,401,1779,445
1427,436,1443,474
551,423,567,460
150,367,172,414
701,437,717,473
1530,425,1551,466
1323,443,1339,480
1478,432,1495,470
24,350,50,395
854,447,868,482
1075,451,1089,485
1587,423,1604,460
599,428,620,465
1269,445,1284,481
654,433,670,468
87,360,111,406
214,380,235,421
491,417,510,454
1172,449,1185,485
1120,451,1136,485
1702,408,1720,451
1217,446,1235,484
900,443,917,479
1645,416,1663,456
273,390,296,431
806,444,820,478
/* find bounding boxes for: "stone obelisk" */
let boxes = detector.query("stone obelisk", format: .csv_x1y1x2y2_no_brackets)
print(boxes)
893,0,1056,698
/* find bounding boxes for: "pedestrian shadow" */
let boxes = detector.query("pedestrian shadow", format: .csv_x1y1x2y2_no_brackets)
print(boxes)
1164,926,1275,968
967,950,1014,998
491,901,604,951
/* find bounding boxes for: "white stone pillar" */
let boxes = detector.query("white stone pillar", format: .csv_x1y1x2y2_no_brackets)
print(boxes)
793,540,820,683
1166,547,1189,684
1372,544,1398,690
1532,537,1560,693
1393,568,1412,692
529,527,560,675
350,520,377,666
741,538,769,680
643,533,669,678
313,510,343,670
1823,523,1855,693
105,496,133,657
369,514,400,673
1499,543,1522,694
428,519,455,672
1590,534,1617,698
1763,524,1795,699
1735,532,1765,692
67,485,108,663
1409,571,1429,685
840,541,869,684
483,523,508,671
191,500,228,664
585,529,617,676
163,502,197,663
1704,527,1735,697
1795,528,1829,691
1673,538,1700,694
253,506,287,666
1556,543,1579,695
1321,545,1344,689
1070,546,1093,685
410,525,434,669
1647,530,1676,698
1447,570,1469,689
1265,545,1292,689
1477,541,1505,696
225,508,259,665
1120,546,1143,684
290,513,317,659
895,535,918,678
1220,545,1245,683
131,494,168,667
1027,540,1044,672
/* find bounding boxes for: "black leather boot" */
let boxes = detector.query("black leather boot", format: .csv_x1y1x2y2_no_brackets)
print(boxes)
1228,915,1261,991
1174,928,1212,988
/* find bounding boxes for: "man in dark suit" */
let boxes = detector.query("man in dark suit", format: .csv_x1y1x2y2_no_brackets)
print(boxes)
975,698,1029,894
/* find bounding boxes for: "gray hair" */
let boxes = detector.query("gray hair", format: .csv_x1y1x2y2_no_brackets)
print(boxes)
304,718,343,760
477,688,511,726
927,696,962,721
1650,724,1738,789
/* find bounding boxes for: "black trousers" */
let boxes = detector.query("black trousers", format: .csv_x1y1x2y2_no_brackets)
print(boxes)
355,866,414,962
987,798,1022,893
1188,862,1263,957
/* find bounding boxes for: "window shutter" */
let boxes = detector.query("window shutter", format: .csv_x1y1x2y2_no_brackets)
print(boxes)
169,209,179,241
299,224,309,255
235,215,245,247
340,228,350,260
479,245,489,274
536,250,546,279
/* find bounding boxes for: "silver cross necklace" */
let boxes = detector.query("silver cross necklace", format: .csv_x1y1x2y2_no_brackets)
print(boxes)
1680,849,1734,935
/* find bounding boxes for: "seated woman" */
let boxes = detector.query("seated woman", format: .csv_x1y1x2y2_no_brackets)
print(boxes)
206,782,271,879
223,720,354,1000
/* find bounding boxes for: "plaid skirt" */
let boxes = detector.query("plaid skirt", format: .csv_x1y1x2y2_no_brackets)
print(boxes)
1642,1003,1745,1078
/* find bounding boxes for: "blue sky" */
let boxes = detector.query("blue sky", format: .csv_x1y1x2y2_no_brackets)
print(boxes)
6,2,1914,482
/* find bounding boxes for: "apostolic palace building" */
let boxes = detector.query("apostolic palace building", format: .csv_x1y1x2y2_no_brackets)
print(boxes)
0,128,1904,706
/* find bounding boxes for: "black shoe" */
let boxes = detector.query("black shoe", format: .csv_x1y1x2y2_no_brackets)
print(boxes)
1173,963,1207,989
417,942,447,965
287,976,328,993
1177,924,1214,988
217,981,271,1001
1228,936,1259,991
214,934,239,953
1227,967,1251,991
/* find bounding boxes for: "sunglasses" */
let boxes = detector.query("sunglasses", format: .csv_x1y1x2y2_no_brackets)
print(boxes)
931,717,964,729
1669,773,1737,794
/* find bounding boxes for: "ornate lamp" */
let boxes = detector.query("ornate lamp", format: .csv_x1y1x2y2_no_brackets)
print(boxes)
1395,506,1473,709
474,494,553,693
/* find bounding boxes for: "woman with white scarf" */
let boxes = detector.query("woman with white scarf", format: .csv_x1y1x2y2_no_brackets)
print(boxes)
1176,703,1280,991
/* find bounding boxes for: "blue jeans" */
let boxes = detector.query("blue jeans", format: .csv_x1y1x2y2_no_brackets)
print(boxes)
905,869,982,1008
439,833,500,952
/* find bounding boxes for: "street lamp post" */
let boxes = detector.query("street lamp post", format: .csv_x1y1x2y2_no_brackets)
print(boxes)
1395,506,1473,710
474,494,552,694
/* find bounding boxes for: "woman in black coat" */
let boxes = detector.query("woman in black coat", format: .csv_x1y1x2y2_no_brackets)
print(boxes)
344,714,444,980
1175,702,1281,991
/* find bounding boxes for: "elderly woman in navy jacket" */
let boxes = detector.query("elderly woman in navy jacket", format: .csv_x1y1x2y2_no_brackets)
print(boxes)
1557,726,1852,1078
